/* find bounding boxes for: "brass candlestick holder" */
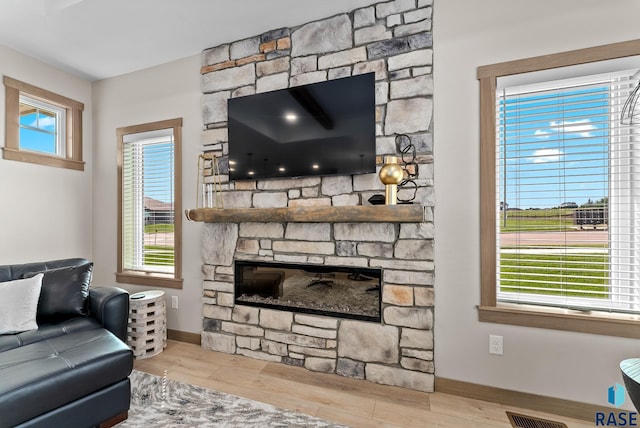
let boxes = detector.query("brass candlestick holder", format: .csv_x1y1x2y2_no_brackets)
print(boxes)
379,155,404,205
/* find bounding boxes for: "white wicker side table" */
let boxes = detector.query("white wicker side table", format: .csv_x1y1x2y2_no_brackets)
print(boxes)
127,290,167,359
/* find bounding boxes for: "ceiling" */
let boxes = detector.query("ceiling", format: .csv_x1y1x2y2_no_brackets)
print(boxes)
0,0,379,81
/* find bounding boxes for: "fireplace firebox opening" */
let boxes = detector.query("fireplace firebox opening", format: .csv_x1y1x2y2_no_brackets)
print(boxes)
234,260,382,322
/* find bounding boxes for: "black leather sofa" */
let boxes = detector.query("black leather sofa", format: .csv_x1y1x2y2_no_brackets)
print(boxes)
0,258,133,428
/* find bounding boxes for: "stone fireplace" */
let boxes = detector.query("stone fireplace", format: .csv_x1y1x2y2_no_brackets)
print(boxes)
197,0,435,393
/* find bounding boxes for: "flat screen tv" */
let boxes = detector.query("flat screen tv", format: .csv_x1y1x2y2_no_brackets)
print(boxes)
227,72,376,181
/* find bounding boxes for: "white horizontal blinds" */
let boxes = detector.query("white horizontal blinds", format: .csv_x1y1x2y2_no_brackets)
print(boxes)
122,141,143,272
495,68,640,313
122,129,175,274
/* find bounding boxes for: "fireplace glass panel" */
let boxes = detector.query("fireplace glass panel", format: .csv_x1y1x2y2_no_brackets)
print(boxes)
234,260,381,322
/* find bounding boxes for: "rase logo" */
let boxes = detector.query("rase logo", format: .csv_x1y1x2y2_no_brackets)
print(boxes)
610,383,627,408
595,383,638,426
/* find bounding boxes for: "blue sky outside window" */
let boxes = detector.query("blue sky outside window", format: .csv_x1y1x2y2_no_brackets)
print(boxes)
143,142,174,204
18,96,64,156
498,85,610,211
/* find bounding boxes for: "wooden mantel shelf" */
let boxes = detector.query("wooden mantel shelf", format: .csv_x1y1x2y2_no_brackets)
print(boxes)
185,204,426,223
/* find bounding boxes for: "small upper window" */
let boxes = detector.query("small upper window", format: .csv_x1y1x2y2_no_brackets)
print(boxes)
3,76,84,170
19,94,66,156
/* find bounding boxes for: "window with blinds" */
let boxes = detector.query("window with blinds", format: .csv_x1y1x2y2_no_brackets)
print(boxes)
495,68,640,314
117,118,183,289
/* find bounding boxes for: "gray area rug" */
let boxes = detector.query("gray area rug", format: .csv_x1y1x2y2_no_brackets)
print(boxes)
118,370,346,427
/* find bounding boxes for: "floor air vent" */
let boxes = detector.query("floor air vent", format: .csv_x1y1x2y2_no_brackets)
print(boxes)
506,411,568,428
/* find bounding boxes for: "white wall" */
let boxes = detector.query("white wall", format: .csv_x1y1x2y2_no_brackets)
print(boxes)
91,55,203,334
0,45,93,263
434,0,640,408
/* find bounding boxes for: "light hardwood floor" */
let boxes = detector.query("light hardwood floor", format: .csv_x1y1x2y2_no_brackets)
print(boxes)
134,340,594,427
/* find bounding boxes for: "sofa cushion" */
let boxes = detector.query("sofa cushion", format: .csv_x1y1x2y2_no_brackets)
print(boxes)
0,258,89,283
24,263,93,322
0,328,133,427
0,274,43,335
0,316,101,353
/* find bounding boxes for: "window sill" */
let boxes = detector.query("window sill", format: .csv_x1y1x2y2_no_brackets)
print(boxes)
3,147,85,171
116,271,183,289
478,304,640,339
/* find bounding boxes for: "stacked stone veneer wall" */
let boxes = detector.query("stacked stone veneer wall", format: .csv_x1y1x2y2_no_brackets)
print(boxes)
199,0,435,392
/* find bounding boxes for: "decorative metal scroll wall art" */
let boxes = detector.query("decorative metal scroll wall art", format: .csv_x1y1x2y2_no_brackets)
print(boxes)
394,134,419,203
621,77,640,125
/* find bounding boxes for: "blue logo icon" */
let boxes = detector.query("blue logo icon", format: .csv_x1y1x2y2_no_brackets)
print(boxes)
609,383,626,408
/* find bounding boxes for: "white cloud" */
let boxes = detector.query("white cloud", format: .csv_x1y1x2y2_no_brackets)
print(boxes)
532,148,563,163
30,116,56,129
549,119,596,138
534,119,596,140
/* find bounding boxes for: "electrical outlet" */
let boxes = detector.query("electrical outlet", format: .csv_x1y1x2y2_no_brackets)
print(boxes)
489,335,503,355
171,295,179,309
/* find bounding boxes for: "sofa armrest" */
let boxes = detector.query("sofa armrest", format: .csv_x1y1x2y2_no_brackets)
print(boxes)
89,286,129,342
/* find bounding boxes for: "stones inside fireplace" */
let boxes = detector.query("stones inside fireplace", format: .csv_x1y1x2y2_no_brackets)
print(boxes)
234,260,382,322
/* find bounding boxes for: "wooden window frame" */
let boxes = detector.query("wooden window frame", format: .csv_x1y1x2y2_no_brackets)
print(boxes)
116,118,183,289
3,76,84,170
477,39,640,338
